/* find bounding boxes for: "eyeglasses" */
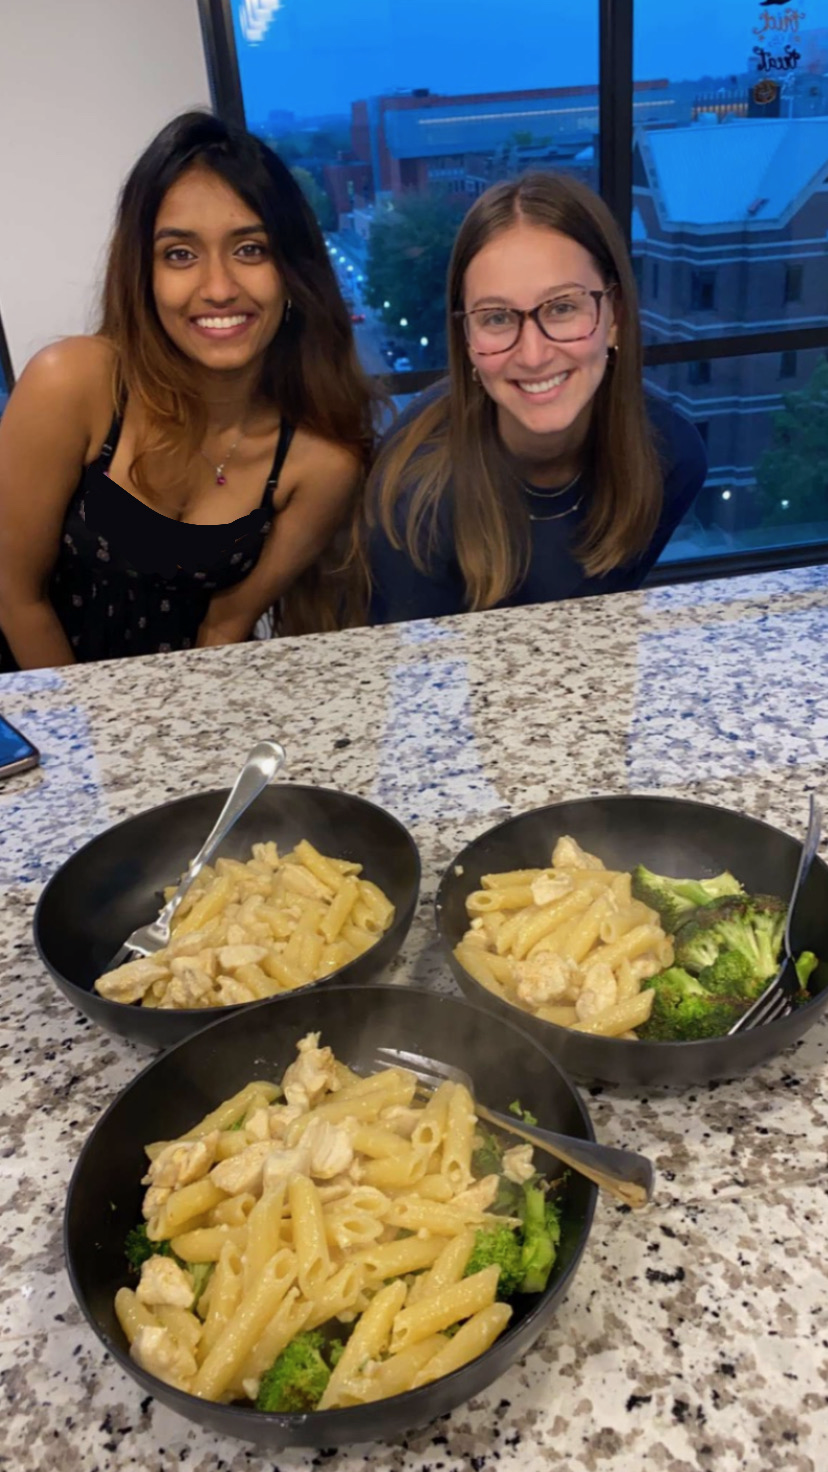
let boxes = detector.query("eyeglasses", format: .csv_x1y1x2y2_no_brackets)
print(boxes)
456,284,617,356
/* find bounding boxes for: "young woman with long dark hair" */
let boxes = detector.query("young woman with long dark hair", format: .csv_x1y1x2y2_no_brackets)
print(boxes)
0,111,379,670
364,172,707,622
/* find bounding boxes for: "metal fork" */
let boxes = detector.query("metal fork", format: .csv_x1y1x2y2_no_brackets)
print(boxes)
729,793,823,1034
369,1045,654,1210
103,740,286,972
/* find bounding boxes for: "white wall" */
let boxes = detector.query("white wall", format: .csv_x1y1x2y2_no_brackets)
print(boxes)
0,0,212,373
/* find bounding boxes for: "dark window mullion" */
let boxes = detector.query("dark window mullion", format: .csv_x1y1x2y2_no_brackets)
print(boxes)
599,0,633,244
198,0,246,129
0,311,14,389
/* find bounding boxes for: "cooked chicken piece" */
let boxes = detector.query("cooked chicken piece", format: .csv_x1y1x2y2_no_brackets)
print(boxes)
261,1143,313,1193
94,958,169,1004
281,1032,340,1111
379,1106,421,1139
502,1144,535,1185
216,945,268,971
267,1104,306,1140
216,975,256,1006
302,1116,354,1179
166,967,216,1009
515,953,581,1007
551,836,604,870
575,962,618,1021
530,874,574,907
165,924,220,961
211,1141,272,1196
136,1255,195,1310
143,1131,219,1190
131,1325,197,1391
451,1174,500,1212
141,1185,171,1222
627,953,662,984
244,1107,272,1143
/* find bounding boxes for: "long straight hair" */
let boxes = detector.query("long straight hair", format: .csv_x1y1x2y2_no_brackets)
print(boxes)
366,172,662,611
99,110,381,630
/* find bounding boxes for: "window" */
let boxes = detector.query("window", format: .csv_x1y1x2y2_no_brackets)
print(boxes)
690,270,716,313
634,10,828,348
0,309,11,417
652,261,659,300
784,265,803,304
229,0,600,376
780,350,798,379
688,359,711,386
651,352,828,564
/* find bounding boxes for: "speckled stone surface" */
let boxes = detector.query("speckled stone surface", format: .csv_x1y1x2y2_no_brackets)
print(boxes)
2,566,828,1472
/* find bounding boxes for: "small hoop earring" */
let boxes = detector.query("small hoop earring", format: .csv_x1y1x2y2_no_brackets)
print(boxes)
284,299,292,322
471,365,480,383
607,342,618,360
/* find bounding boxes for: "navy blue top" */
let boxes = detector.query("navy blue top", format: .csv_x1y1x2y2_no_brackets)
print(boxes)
368,389,707,624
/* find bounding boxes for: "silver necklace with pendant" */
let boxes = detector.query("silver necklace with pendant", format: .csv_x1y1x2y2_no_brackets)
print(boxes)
524,471,583,523
200,431,245,486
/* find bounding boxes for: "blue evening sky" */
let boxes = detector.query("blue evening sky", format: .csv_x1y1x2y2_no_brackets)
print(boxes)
232,0,774,124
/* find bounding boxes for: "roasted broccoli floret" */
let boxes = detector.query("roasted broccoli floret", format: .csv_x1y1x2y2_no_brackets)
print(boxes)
795,951,818,990
674,894,785,990
471,1132,505,1179
638,967,748,1041
698,948,757,999
124,1224,174,1274
471,1132,524,1215
631,865,743,932
464,1225,523,1300
518,1185,562,1295
256,1331,331,1413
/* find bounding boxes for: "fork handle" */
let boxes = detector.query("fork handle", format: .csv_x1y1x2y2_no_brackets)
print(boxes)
156,741,286,931
475,1103,654,1210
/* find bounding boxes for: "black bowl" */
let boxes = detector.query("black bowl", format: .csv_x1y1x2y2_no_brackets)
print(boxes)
34,784,420,1049
436,794,828,1088
65,984,597,1450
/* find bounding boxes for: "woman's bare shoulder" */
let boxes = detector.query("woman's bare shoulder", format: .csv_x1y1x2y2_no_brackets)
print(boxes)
19,335,116,398
290,424,363,482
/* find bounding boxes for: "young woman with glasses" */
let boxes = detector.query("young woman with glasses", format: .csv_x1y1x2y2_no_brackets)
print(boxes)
0,112,378,670
362,172,707,623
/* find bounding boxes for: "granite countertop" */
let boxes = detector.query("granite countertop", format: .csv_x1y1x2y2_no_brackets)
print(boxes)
2,565,828,1472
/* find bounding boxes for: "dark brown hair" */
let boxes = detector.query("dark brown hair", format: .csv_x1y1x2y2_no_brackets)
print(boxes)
100,110,381,631
365,171,662,611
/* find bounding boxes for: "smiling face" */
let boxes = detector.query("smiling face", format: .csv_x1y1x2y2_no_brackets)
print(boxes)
463,218,618,458
152,166,287,375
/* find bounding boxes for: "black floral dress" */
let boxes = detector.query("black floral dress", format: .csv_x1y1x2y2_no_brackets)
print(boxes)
0,415,294,670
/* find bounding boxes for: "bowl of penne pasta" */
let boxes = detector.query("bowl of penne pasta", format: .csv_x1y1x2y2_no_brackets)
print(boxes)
34,783,420,1049
436,794,828,1088
64,983,597,1449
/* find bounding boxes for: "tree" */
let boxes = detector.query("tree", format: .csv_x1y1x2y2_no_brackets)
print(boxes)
364,191,468,367
290,167,336,232
756,359,828,526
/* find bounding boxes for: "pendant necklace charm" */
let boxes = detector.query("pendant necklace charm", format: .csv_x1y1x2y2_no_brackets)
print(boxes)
201,429,244,486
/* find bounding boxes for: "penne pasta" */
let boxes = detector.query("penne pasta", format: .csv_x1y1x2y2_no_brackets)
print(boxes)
95,841,395,1010
116,1029,567,1414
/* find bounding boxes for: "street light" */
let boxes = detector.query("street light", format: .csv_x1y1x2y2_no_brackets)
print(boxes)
420,337,429,347
721,490,731,501
383,301,390,310
400,317,408,327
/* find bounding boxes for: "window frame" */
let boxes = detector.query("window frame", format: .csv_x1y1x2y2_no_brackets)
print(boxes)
0,310,14,397
201,0,828,582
